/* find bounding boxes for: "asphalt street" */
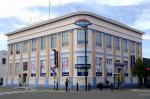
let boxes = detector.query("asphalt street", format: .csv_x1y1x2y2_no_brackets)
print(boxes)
0,88,150,99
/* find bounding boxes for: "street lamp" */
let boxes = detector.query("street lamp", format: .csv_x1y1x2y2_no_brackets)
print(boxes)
74,19,92,91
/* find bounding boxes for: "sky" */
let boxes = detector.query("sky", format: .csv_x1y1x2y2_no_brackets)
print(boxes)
0,0,150,58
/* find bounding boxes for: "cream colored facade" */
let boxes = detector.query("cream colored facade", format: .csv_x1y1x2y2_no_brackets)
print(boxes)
5,11,143,88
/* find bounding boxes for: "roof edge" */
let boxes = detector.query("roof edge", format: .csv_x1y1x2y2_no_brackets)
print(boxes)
5,11,144,36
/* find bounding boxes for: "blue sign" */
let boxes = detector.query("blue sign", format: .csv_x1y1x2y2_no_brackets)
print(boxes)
96,72,102,76
75,64,91,69
62,72,69,76
74,19,92,27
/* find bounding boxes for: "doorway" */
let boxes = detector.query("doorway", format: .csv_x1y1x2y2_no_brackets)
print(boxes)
22,73,27,86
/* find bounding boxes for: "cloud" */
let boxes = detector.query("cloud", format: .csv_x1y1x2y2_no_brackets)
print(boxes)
0,34,7,41
92,0,149,6
142,34,150,40
131,9,150,31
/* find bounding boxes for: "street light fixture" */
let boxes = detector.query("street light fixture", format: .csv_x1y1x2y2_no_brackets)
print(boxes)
74,19,92,91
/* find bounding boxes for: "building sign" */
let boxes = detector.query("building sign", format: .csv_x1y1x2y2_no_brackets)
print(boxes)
40,60,46,76
96,57,102,76
31,61,36,77
106,59,112,76
62,57,69,76
74,19,92,27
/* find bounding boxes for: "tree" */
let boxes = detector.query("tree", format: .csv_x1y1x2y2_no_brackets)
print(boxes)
132,58,145,88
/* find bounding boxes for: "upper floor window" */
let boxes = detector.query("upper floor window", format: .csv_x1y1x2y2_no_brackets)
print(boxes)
16,43,20,54
131,41,135,53
41,36,46,50
106,34,112,49
77,29,88,44
23,41,28,53
62,32,69,47
124,39,128,52
115,37,120,51
2,58,6,64
10,44,13,55
96,32,102,47
31,39,36,52
23,62,28,71
51,34,57,49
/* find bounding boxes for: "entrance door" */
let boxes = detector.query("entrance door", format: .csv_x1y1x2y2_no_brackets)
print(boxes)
23,73,27,86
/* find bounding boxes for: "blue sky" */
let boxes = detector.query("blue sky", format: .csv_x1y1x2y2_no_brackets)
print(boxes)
0,0,150,58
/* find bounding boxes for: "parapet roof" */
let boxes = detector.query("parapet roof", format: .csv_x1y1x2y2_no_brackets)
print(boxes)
5,11,144,36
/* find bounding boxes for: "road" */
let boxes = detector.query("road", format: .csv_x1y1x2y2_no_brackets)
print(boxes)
0,88,150,99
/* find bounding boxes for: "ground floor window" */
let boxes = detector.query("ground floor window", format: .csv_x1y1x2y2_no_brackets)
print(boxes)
77,56,89,76
9,63,12,76
106,59,112,76
124,61,128,77
40,60,46,77
31,61,36,77
96,57,102,76
15,63,19,76
61,57,69,76
50,59,56,76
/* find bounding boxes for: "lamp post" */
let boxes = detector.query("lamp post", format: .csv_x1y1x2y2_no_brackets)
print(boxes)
74,19,92,91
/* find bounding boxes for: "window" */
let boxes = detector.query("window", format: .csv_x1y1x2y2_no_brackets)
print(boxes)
131,41,135,53
31,39,36,52
41,37,46,50
62,32,69,47
51,34,57,48
15,63,19,76
115,37,120,50
124,39,128,52
77,56,89,76
16,43,20,54
96,57,102,76
31,61,36,77
23,41,28,53
77,29,88,44
23,62,28,71
9,63,12,76
106,34,112,49
106,59,112,76
124,61,128,77
96,32,102,47
137,43,140,54
62,57,69,76
40,60,46,76
10,44,13,55
2,58,6,64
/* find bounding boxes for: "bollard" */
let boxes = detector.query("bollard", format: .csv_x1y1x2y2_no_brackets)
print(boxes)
110,83,113,91
88,83,90,91
56,82,58,90
77,83,78,92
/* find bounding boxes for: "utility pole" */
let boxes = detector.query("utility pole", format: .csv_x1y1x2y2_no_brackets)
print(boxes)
49,0,51,19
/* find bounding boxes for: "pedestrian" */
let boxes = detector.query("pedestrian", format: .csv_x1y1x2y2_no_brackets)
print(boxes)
65,77,69,91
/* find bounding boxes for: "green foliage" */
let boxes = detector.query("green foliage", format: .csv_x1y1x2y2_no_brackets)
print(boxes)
132,58,145,77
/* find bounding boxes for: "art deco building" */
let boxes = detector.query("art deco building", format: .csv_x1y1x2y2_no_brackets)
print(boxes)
5,11,143,88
